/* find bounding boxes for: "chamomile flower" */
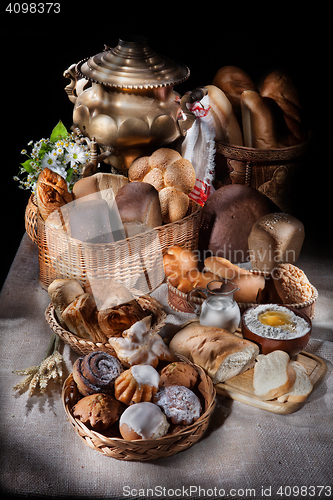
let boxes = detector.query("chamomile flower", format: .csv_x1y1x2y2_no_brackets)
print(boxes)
41,151,61,170
65,143,87,167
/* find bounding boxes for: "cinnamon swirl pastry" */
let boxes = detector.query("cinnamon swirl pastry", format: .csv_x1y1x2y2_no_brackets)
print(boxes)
72,351,123,396
36,167,73,221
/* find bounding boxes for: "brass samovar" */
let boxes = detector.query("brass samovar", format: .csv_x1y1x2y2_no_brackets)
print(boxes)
64,36,190,170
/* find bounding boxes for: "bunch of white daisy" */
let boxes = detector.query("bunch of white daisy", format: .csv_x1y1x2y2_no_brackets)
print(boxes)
15,121,90,193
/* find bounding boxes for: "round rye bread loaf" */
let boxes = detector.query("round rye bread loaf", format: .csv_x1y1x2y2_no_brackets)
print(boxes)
199,184,280,263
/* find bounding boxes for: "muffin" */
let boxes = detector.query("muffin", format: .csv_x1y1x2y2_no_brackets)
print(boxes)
159,362,198,389
154,385,201,426
72,393,122,431
119,402,170,440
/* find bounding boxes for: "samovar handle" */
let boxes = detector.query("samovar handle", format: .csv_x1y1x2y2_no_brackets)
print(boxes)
178,87,208,136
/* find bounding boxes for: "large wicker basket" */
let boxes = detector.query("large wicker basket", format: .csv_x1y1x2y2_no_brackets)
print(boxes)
62,355,216,461
25,193,38,244
37,199,201,290
45,295,167,357
215,140,309,213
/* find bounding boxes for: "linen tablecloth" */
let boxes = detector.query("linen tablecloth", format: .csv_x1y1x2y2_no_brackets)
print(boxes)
1,234,332,500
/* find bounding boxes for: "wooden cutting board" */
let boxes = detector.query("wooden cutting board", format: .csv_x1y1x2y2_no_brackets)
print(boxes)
215,351,327,413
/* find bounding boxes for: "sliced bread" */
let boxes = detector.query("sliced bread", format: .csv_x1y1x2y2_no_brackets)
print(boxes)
169,323,259,384
277,361,313,403
253,350,296,400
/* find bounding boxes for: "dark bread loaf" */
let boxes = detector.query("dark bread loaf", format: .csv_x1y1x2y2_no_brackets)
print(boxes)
199,184,280,263
115,181,162,233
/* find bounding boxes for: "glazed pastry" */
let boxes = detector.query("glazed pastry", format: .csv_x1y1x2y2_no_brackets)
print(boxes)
108,316,175,368
36,167,73,221
98,299,150,337
119,402,169,440
72,393,122,431
154,385,201,426
72,351,123,396
115,365,160,405
159,362,198,389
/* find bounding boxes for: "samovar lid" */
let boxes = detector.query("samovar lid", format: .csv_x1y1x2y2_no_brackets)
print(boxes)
76,36,190,89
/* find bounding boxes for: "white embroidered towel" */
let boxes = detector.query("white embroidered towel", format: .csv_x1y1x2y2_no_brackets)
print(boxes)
181,94,216,205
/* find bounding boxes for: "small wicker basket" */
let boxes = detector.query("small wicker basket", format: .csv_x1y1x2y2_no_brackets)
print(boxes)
215,140,309,213
167,276,318,319
37,200,201,290
45,295,167,357
62,355,216,461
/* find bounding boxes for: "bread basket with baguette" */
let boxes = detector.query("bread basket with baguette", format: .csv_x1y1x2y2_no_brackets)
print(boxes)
62,354,216,461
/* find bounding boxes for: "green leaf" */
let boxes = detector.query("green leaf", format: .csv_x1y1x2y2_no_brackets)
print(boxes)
21,159,34,173
50,120,68,143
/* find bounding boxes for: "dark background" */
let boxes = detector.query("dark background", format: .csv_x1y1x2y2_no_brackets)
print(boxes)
2,7,329,288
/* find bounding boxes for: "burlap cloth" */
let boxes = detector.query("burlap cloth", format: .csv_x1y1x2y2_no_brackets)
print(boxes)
1,234,332,499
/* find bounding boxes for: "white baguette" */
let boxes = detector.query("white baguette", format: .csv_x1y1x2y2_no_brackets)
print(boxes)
169,323,259,384
206,85,243,146
277,361,312,403
253,350,296,400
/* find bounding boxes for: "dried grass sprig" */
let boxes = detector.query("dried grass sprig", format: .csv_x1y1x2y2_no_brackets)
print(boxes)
13,333,64,396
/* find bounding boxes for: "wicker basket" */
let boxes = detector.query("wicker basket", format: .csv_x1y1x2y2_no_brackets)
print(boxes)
167,275,318,319
25,194,38,244
37,200,201,290
215,140,309,212
62,355,216,461
45,295,167,357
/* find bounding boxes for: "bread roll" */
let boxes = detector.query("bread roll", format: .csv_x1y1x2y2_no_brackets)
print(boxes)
48,278,85,321
163,158,196,195
159,187,189,224
163,246,198,288
169,323,259,384
115,182,162,231
36,167,73,221
199,184,280,263
98,299,150,337
271,263,313,304
212,65,258,111
149,148,182,172
128,156,151,181
204,256,251,280
240,90,279,149
73,172,129,201
253,350,296,400
205,85,243,145
248,213,305,273
62,293,106,342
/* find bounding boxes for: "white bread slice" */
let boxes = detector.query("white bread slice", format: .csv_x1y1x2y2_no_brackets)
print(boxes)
253,350,296,400
169,323,259,384
277,361,312,403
